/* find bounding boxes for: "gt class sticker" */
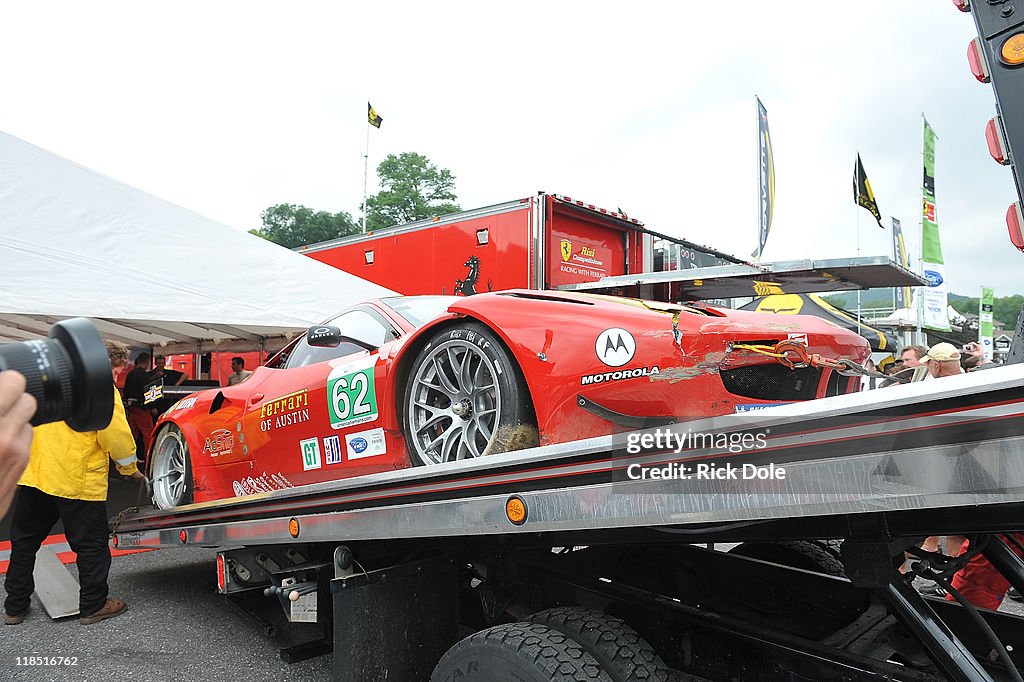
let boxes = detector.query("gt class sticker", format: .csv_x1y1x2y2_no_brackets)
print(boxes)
327,357,378,429
596,328,636,367
345,427,387,459
300,437,322,470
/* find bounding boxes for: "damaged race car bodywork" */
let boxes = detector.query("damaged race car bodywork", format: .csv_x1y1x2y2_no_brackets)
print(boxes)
148,290,869,508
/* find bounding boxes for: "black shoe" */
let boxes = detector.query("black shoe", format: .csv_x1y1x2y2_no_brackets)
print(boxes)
1009,587,1023,601
918,582,948,598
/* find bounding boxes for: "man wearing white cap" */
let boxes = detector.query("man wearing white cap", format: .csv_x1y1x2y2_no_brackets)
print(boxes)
922,342,963,379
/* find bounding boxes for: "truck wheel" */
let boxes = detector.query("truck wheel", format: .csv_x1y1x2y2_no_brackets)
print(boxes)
525,607,671,682
729,540,845,577
405,322,536,466
431,621,612,681
150,424,193,509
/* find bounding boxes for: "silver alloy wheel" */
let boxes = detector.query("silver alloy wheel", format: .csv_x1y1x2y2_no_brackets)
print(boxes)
151,427,189,509
407,338,502,464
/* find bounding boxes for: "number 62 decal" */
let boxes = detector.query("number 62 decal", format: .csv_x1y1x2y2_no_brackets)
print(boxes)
327,360,379,429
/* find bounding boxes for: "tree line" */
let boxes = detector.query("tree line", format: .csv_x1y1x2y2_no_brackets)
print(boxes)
249,152,459,249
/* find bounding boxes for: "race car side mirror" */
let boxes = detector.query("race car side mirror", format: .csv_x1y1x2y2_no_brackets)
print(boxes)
307,325,343,348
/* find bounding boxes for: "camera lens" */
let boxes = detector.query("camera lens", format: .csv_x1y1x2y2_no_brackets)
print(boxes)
0,318,114,432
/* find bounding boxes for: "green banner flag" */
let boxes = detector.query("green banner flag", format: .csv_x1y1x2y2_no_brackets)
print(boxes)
920,119,950,331
980,287,994,360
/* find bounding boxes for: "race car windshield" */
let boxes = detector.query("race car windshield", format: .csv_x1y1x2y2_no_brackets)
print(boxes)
381,296,459,328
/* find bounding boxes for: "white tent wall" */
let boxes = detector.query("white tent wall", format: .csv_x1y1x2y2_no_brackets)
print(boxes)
0,132,395,354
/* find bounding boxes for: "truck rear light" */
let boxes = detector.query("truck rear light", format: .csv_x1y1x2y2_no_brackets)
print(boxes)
1009,202,1024,252
986,117,1011,164
952,0,969,11
968,37,991,83
179,529,188,544
1000,32,1024,66
216,554,226,592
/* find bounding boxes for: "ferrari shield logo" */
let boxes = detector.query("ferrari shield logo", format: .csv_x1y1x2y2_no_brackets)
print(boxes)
560,239,572,262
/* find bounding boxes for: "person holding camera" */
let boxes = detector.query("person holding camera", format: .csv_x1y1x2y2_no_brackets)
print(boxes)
0,370,36,517
4,341,144,626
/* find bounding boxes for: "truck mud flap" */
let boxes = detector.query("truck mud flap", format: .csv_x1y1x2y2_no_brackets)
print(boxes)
331,555,458,682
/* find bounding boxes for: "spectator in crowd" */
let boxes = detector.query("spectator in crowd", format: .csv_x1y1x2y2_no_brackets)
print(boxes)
122,352,156,461
151,355,187,387
109,342,132,396
4,342,144,626
900,345,927,368
227,357,253,386
0,371,36,517
961,342,995,372
922,343,963,379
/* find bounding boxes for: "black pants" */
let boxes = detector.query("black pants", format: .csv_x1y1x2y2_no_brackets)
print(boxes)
4,485,111,617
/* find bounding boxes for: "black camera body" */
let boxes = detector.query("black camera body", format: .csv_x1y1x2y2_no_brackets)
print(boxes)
0,318,114,432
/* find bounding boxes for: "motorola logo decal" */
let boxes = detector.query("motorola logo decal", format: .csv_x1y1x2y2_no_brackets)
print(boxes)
595,328,636,367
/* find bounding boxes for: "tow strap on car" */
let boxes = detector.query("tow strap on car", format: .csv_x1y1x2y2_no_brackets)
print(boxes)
730,340,900,383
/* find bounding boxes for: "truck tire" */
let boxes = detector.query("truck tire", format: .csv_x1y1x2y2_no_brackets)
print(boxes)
729,540,846,577
431,621,613,681
405,322,537,466
149,423,194,509
525,607,671,682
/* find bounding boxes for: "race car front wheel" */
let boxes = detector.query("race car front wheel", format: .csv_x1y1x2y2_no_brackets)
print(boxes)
150,423,194,509
404,322,535,466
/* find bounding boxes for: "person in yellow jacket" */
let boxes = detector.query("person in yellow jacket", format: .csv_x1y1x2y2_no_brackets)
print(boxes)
4,340,146,626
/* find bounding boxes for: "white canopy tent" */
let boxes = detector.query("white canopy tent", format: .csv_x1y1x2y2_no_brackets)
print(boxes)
0,132,395,354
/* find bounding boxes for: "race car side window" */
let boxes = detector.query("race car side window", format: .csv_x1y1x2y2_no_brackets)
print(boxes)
284,309,392,369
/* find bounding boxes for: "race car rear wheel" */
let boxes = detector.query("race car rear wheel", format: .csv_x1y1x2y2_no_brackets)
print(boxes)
150,423,193,509
405,322,535,466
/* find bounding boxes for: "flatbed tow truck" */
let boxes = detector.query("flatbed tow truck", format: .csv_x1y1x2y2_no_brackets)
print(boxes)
109,5,1024,681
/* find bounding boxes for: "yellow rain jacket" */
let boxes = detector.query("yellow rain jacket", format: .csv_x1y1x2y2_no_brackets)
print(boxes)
19,388,139,501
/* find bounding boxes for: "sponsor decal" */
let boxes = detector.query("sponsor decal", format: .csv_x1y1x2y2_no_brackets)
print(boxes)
259,389,310,432
345,428,387,459
581,366,660,385
202,428,235,457
595,328,636,367
923,270,943,287
786,333,808,345
308,326,336,343
232,472,294,497
300,437,322,471
327,358,379,429
172,396,198,411
734,402,793,413
324,435,343,465
560,239,573,262
144,384,163,403
571,245,603,268
923,199,936,222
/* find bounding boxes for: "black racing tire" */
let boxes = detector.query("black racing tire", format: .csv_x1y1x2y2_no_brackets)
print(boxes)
525,607,671,682
729,540,846,577
404,322,536,466
149,423,194,509
431,621,612,682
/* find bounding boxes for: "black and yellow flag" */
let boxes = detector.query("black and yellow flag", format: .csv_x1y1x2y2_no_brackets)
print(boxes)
853,153,883,228
368,102,382,128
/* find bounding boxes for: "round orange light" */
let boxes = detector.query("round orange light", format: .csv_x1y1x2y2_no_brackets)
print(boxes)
1001,33,1024,65
288,517,300,538
505,496,527,525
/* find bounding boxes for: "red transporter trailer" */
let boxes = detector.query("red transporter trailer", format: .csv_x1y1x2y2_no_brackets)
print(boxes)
298,193,740,302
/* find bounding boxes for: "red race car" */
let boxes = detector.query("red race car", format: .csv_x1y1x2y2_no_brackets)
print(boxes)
148,290,869,508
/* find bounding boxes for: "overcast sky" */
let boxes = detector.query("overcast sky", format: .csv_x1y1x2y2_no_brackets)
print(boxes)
1,2,1019,296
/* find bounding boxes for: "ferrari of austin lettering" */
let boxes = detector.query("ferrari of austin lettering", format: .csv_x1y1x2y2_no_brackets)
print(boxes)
147,290,869,509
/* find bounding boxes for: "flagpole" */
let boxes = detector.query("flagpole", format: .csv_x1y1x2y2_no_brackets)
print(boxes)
855,151,862,337
362,113,370,233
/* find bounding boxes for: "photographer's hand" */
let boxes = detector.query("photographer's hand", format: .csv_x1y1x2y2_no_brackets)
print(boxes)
0,370,37,516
